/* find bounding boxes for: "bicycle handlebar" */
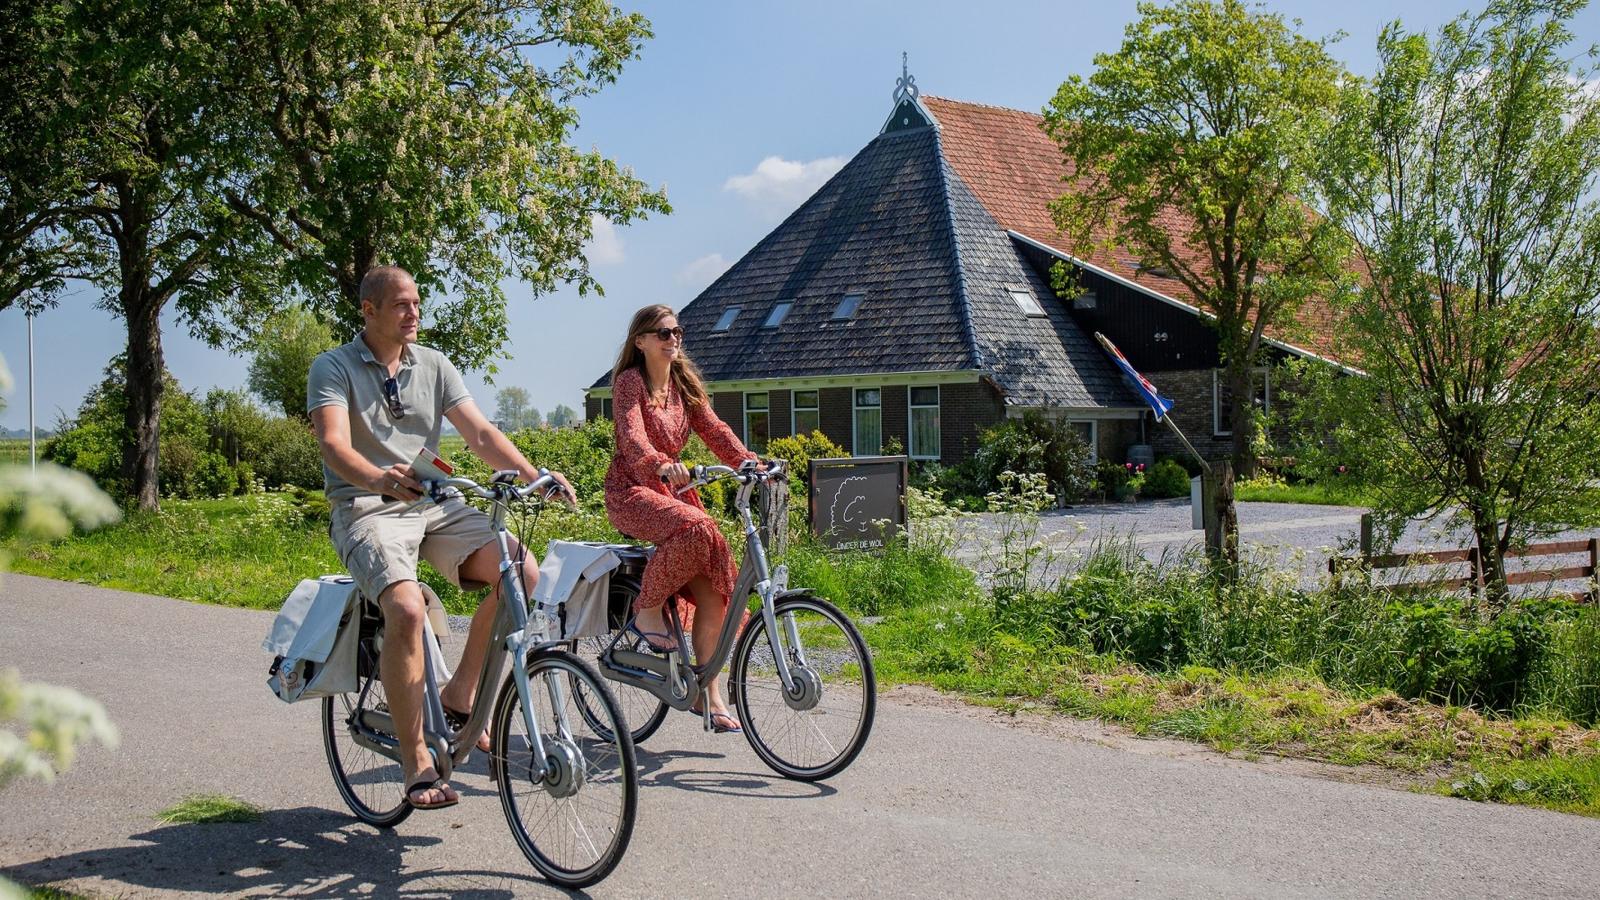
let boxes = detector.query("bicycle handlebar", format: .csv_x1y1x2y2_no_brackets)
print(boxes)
669,458,787,496
420,469,567,505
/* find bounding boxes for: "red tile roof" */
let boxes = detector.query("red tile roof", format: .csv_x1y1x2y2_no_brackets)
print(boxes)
923,95,1348,365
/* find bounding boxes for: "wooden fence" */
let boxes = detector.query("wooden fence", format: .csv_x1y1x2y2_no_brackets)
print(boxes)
1328,515,1598,602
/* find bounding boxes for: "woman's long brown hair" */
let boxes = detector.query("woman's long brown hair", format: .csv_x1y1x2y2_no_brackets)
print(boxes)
612,304,711,409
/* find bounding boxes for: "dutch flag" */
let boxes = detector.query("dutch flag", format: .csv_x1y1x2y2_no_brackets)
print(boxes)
1095,332,1175,422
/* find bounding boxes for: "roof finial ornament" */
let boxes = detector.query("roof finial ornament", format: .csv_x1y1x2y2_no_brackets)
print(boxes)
894,52,919,104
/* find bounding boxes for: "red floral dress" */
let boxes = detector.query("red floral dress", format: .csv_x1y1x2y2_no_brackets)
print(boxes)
604,367,756,614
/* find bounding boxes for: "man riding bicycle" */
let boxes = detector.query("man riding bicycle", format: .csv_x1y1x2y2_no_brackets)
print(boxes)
307,265,575,811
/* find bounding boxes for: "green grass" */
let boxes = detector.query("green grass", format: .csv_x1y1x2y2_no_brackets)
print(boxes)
1233,476,1374,507
156,793,263,824
0,489,622,614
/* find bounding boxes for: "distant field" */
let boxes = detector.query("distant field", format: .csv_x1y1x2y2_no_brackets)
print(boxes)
0,438,37,466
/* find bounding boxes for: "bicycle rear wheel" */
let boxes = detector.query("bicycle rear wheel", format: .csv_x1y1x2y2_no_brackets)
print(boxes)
730,593,876,781
323,643,413,828
492,648,637,888
572,632,671,745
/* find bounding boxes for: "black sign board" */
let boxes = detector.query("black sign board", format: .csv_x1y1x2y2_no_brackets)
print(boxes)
807,456,908,550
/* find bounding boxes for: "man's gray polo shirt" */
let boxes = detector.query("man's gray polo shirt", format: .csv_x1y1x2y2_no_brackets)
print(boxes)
307,334,472,501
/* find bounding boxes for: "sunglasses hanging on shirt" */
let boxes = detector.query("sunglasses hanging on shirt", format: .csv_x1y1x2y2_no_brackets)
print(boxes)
382,376,406,419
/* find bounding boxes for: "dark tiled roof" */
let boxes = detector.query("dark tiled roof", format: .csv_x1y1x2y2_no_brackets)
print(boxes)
590,121,1142,410
592,125,972,389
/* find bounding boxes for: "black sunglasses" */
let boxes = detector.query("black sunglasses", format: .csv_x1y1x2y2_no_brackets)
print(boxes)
382,376,406,419
650,326,684,342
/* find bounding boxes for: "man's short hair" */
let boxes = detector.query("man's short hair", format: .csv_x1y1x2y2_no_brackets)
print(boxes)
359,266,414,308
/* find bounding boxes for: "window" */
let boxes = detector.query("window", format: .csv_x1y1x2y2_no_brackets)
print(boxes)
792,389,819,437
1075,291,1098,311
762,302,792,328
744,392,769,453
1009,287,1046,317
1067,420,1098,464
600,397,613,420
1213,368,1270,436
909,386,940,460
853,388,882,455
832,293,864,320
713,306,741,332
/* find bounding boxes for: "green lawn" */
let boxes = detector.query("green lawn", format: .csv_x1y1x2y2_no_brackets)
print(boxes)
0,437,37,467
1233,476,1374,507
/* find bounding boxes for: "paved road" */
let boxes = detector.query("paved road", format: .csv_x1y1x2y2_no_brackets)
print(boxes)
960,500,1598,591
4,574,1600,898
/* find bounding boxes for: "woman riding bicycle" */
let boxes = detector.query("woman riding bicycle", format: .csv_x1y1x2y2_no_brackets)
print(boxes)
604,304,757,734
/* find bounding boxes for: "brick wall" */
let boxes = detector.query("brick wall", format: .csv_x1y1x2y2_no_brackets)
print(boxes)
711,392,743,444
585,396,603,422
1097,418,1139,464
882,385,908,455
819,387,853,454
940,381,1005,465
1148,369,1231,461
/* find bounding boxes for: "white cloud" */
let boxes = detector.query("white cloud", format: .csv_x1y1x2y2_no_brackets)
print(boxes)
584,214,625,266
677,253,732,290
723,155,847,218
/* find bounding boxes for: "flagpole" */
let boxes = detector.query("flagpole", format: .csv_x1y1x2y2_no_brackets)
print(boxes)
1093,332,1211,475
28,309,36,474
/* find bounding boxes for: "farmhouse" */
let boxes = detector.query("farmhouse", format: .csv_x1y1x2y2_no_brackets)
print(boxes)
584,81,1347,466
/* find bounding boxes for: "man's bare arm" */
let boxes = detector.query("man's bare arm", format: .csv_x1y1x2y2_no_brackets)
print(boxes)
310,405,425,500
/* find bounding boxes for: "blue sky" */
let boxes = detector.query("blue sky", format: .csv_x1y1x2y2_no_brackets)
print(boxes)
3,0,1597,431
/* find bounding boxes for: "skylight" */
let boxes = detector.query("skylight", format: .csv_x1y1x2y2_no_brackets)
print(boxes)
763,302,793,329
712,306,741,332
832,293,864,320
1010,288,1046,317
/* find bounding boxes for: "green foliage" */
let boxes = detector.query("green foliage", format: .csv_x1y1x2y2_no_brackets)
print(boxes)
156,793,263,825
1044,0,1351,476
940,412,1093,505
450,417,617,506
45,361,311,500
248,306,334,419
766,430,849,497
1142,459,1192,499
220,0,671,370
1311,0,1600,603
779,527,981,618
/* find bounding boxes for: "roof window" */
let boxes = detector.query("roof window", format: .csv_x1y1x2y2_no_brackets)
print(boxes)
832,293,864,320
712,306,741,332
763,302,793,329
1009,287,1046,317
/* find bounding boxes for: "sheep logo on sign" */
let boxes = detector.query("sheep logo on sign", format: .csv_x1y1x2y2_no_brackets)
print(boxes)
829,476,870,534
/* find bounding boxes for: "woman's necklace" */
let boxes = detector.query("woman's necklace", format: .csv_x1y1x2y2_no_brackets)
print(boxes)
646,375,670,408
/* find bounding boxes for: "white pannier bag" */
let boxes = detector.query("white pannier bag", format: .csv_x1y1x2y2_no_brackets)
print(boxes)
534,541,622,639
264,576,451,703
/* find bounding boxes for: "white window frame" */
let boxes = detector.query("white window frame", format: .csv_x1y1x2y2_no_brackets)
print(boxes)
908,385,941,460
763,301,793,329
791,389,819,437
713,306,741,332
1066,419,1098,464
853,387,882,456
1213,368,1270,437
1007,283,1047,317
743,391,769,451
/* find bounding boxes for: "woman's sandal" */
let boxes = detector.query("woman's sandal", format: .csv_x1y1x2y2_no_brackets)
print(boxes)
688,706,742,734
442,705,492,753
626,620,677,654
405,775,459,810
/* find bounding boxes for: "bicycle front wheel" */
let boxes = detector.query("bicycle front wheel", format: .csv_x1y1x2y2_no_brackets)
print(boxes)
491,649,637,888
322,652,413,828
730,593,876,781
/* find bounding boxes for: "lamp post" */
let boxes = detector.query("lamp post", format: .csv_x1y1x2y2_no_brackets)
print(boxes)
27,308,36,473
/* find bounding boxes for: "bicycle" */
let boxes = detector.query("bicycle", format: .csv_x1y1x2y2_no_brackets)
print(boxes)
577,458,876,781
320,469,638,888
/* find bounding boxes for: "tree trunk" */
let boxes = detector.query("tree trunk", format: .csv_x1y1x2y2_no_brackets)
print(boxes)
1469,502,1509,609
122,294,164,511
1227,364,1258,479
1204,460,1240,579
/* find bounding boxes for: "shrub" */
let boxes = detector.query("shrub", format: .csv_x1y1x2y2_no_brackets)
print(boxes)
767,430,849,495
965,412,1094,503
1143,459,1191,499
251,417,324,490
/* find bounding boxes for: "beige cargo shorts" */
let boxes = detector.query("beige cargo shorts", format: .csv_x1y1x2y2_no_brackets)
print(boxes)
329,494,499,604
